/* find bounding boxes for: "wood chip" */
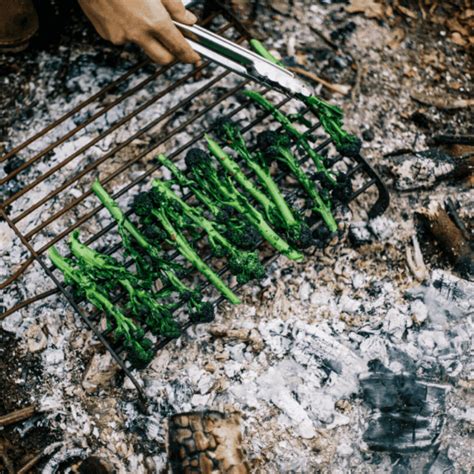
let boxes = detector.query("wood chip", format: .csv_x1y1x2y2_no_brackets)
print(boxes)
451,32,467,46
411,92,474,110
287,66,352,95
387,27,406,49
0,406,36,427
346,0,384,19
396,4,418,19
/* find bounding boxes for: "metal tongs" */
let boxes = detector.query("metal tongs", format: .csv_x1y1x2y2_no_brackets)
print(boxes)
174,21,313,99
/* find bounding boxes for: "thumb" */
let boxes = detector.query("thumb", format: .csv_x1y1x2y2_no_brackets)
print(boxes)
162,0,198,24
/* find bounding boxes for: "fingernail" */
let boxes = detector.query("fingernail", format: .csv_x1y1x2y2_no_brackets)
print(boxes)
185,10,198,23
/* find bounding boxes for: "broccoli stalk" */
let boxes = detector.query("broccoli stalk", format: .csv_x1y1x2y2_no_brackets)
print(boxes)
211,122,312,248
48,246,154,366
257,131,338,233
205,133,276,220
243,90,336,187
249,40,362,157
151,179,266,285
156,153,260,250
69,231,181,338
92,179,215,322
185,148,304,261
131,187,241,304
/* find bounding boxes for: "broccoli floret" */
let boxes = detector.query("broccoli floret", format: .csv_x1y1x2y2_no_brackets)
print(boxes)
157,153,270,252
183,149,303,261
48,246,155,367
248,40,362,158
69,230,181,339
92,179,218,321
208,124,311,249
244,90,337,186
257,130,338,234
305,95,362,158
133,182,241,304
151,179,266,285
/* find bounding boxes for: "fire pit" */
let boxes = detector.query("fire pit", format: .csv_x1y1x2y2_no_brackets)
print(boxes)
0,0,471,472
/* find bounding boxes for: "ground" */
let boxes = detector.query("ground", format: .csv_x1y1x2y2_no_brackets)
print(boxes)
0,0,472,472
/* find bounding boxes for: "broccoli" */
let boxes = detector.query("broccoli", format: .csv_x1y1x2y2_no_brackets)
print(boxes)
249,39,362,157
69,231,181,338
305,96,362,158
243,90,337,187
92,179,215,322
211,121,312,249
184,148,304,261
48,246,154,367
257,130,338,233
150,178,266,285
131,187,241,304
156,153,260,250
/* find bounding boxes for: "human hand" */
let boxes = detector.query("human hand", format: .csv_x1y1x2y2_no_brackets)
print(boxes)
78,0,200,65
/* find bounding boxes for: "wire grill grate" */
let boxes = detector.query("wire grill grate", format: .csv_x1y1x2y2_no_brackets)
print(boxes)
0,6,389,400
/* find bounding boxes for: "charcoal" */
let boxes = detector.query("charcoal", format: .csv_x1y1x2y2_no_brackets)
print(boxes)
361,363,448,452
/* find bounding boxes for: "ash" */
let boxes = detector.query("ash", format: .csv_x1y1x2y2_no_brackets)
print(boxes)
1,1,472,472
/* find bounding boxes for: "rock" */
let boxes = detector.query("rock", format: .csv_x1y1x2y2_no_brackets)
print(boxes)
194,431,209,451
189,417,203,432
299,281,311,301
349,221,372,246
169,412,248,473
337,443,354,458
198,453,213,472
386,149,456,191
368,216,396,241
26,324,47,352
383,308,411,340
270,0,291,15
175,415,189,428
82,352,119,394
411,299,429,324
175,429,193,444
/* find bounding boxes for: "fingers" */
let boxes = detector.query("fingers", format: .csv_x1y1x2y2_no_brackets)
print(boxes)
139,36,175,65
162,0,197,25
151,19,200,64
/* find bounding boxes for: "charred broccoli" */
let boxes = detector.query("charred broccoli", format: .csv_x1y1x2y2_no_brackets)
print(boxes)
156,153,260,250
131,186,241,304
211,121,312,249
184,148,303,261
151,178,266,285
48,246,154,367
92,179,215,322
249,39,362,157
257,130,338,233
69,231,181,338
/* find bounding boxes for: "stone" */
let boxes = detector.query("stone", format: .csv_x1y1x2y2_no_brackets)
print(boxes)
82,352,119,394
175,415,189,428
199,453,214,473
194,431,209,451
175,429,193,444
208,434,217,449
183,437,197,454
26,324,47,352
189,416,203,432
203,418,216,433
227,463,249,473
